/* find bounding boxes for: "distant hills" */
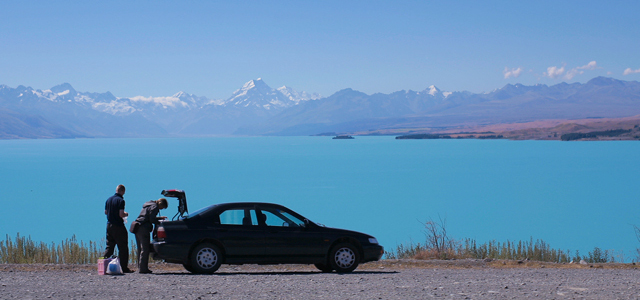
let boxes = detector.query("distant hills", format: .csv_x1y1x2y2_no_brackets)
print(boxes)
1,77,640,139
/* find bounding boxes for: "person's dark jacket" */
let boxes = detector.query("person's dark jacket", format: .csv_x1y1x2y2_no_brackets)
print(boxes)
135,201,162,232
105,193,125,225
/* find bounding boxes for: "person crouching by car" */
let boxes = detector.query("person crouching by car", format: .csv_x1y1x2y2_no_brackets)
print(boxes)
132,198,168,274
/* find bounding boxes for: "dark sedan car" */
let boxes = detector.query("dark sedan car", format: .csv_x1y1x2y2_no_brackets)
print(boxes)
152,201,383,274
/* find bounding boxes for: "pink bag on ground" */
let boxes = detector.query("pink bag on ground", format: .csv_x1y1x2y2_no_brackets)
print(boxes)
97,258,113,275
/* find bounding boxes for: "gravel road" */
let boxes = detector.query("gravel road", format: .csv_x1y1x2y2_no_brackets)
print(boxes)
1,260,639,299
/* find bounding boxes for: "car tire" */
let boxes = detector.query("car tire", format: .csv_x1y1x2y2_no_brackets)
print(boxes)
189,243,222,274
314,263,333,273
328,243,359,273
183,263,195,273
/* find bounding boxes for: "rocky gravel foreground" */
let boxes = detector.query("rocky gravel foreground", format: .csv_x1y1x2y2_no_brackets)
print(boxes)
1,260,640,299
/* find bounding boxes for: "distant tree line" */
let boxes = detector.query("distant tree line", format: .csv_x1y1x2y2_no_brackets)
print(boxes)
561,129,632,141
477,135,504,139
396,134,504,140
396,134,452,139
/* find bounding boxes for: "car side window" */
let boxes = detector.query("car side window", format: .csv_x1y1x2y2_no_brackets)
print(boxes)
280,211,306,227
219,208,259,226
261,210,302,227
248,210,259,225
219,209,244,225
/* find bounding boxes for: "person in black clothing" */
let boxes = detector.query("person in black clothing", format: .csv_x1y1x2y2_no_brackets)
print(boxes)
102,184,133,273
134,198,168,274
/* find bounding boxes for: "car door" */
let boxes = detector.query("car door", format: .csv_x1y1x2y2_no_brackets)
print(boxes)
259,207,324,260
212,207,265,258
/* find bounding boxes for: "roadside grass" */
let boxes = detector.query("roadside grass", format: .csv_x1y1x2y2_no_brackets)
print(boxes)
385,218,622,264
0,231,625,265
0,234,138,264
384,238,577,262
385,217,628,263
385,238,621,264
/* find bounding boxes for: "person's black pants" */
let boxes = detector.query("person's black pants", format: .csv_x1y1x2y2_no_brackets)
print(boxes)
135,226,152,273
103,223,129,271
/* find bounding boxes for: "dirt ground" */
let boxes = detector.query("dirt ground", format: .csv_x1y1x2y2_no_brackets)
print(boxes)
2,259,640,299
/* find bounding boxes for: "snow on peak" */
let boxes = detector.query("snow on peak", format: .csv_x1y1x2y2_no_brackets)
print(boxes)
418,85,451,98
173,91,189,98
233,78,270,98
242,80,256,90
29,83,79,102
277,86,321,103
92,101,136,115
225,78,294,109
123,90,208,110
50,83,76,94
33,89,60,101
130,95,188,108
428,85,440,96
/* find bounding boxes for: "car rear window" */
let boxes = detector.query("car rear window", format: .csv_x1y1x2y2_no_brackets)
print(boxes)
184,205,217,218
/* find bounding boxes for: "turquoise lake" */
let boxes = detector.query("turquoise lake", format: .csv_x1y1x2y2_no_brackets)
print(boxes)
1,137,639,261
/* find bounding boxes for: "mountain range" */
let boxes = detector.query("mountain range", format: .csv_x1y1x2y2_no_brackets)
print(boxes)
1,77,639,139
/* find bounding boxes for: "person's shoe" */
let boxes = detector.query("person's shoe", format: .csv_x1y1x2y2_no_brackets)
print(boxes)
139,270,153,274
122,268,134,273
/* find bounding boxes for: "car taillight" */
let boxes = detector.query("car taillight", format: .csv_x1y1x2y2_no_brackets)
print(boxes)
157,226,166,239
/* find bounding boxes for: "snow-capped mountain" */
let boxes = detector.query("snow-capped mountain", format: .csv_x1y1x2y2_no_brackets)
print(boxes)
237,77,640,135
277,86,322,104
0,78,325,137
421,85,452,98
128,91,210,111
225,78,298,110
0,84,167,138
2,76,640,138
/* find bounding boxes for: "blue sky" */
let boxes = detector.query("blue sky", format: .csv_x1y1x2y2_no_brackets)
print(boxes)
1,0,639,99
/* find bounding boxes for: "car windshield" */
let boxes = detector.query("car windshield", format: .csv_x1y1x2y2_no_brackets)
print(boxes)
280,211,306,227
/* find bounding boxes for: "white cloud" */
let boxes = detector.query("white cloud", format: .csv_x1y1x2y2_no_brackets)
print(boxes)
564,61,599,80
623,68,640,75
544,65,565,79
92,101,136,115
503,67,523,79
576,61,598,70
543,61,599,80
130,95,182,107
564,69,581,80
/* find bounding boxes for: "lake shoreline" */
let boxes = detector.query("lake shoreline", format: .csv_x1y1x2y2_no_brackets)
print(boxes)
360,115,640,141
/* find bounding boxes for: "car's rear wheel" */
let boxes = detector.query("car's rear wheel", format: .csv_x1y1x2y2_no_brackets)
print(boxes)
189,243,222,274
314,263,333,273
329,243,359,273
182,263,195,273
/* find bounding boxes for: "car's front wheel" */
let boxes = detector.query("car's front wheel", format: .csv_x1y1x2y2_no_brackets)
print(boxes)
329,243,359,273
189,243,223,274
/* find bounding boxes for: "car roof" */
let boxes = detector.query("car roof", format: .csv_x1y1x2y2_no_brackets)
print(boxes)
188,202,305,220
213,202,290,209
